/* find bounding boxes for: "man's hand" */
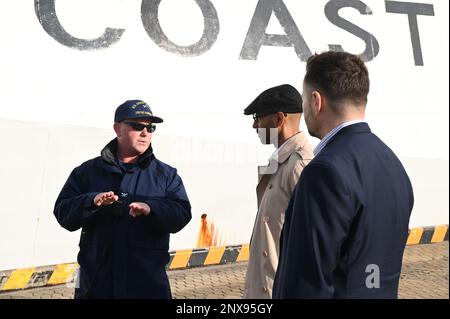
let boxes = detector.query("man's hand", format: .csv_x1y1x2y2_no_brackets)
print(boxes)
93,191,119,206
129,202,151,218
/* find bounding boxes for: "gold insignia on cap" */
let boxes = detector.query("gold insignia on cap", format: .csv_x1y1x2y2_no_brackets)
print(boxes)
135,111,153,116
131,101,147,109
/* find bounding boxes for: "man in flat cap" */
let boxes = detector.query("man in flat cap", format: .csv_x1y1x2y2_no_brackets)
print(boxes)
54,100,191,299
243,84,314,299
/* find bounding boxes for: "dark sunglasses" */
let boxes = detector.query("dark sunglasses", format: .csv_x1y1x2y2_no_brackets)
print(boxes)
252,114,260,122
252,113,287,123
123,121,156,133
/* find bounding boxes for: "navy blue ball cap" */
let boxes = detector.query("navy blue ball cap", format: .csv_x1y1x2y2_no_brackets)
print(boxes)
244,84,303,116
114,100,163,123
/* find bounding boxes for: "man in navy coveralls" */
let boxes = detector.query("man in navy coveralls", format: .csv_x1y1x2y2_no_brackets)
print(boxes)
54,100,191,299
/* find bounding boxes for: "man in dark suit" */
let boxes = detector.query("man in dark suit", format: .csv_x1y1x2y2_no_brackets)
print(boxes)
272,51,414,298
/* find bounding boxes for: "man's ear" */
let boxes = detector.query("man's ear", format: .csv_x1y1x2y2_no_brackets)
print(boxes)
113,122,121,137
311,91,323,115
275,112,286,127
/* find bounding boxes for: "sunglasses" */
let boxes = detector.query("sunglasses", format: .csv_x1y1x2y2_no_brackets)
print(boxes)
123,121,156,133
252,114,260,122
252,113,287,123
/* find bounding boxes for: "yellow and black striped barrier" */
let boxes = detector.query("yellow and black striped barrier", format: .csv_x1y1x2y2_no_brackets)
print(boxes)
0,225,447,292
406,224,448,245
0,244,249,292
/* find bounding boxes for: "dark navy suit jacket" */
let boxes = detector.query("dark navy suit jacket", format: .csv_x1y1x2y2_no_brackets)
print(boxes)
273,123,414,298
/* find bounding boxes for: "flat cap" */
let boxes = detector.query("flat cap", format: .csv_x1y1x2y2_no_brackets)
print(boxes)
244,84,303,115
114,100,163,123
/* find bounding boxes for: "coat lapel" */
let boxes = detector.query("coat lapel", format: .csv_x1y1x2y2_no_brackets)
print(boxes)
256,131,311,206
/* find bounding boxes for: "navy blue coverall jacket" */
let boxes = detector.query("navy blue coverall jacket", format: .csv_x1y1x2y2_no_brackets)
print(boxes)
54,139,191,299
273,123,414,298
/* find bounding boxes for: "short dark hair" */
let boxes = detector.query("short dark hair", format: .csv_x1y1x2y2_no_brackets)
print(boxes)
304,51,369,114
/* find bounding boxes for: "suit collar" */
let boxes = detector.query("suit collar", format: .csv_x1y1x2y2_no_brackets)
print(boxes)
331,121,371,136
322,122,371,152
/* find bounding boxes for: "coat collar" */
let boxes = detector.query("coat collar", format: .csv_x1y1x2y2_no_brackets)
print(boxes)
273,131,310,164
257,131,311,182
100,138,154,169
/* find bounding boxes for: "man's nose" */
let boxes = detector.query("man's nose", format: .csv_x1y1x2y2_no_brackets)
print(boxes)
252,121,258,129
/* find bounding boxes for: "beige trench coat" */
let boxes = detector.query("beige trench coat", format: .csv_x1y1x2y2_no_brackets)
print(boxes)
244,132,314,299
